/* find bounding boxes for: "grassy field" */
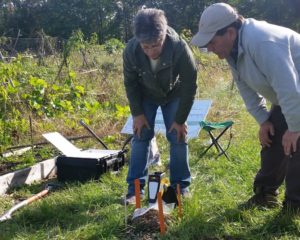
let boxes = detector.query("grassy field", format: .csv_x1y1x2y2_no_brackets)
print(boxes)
1,50,300,240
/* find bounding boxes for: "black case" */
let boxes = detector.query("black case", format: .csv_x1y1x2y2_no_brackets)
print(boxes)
56,151,126,182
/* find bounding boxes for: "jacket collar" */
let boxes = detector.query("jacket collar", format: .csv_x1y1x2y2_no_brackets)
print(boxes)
227,20,246,68
237,20,246,59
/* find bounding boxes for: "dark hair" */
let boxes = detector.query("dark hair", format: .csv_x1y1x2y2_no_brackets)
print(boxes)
133,8,168,43
215,15,244,36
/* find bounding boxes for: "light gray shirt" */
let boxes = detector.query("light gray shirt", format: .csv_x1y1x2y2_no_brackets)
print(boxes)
227,18,300,132
150,58,160,72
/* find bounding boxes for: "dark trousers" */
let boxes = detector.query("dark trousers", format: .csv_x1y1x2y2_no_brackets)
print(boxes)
254,106,300,205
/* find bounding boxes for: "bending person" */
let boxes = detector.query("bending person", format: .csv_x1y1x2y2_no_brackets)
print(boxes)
192,3,300,211
123,8,197,204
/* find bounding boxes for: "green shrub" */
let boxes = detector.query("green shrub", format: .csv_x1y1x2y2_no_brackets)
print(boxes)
103,38,125,54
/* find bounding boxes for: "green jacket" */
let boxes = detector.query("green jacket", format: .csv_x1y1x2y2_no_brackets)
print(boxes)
123,27,197,124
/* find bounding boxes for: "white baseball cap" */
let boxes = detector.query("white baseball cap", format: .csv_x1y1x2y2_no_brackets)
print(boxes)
191,3,238,47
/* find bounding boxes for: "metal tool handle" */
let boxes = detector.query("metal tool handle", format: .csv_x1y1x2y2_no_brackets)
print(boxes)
0,183,60,223
79,120,108,149
121,135,133,151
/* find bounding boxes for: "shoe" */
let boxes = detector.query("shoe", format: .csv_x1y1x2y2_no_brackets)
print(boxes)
282,200,300,214
242,192,279,209
122,194,145,205
181,191,192,199
181,188,192,199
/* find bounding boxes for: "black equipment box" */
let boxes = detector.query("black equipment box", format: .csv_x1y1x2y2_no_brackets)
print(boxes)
56,151,126,182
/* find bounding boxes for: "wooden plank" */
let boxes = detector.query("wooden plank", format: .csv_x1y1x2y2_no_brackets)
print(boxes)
0,158,56,195
2,147,32,158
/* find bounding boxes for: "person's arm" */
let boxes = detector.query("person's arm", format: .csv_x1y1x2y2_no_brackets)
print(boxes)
133,114,150,138
174,41,198,124
168,122,188,142
231,65,275,148
234,78,277,147
123,44,143,117
254,41,300,132
259,120,274,148
254,41,300,154
123,44,151,138
282,130,300,155
233,73,270,125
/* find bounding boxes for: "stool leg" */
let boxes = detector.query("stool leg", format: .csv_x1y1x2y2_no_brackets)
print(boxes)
201,127,231,160
208,131,221,153
200,131,220,157
217,144,230,160
209,132,230,160
213,127,231,160
200,140,215,157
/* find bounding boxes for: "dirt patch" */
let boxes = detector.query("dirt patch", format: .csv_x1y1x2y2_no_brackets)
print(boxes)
125,209,173,240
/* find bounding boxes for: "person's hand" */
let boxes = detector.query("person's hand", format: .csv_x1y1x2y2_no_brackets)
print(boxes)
133,114,150,138
259,121,275,147
169,122,187,142
282,130,300,156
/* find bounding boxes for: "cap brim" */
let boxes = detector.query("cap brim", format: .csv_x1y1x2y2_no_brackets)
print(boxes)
191,31,216,48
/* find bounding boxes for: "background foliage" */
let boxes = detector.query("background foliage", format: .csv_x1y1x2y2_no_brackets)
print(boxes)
0,30,128,157
1,0,300,42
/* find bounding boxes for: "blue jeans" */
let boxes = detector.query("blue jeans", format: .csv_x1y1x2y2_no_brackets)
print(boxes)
126,98,191,196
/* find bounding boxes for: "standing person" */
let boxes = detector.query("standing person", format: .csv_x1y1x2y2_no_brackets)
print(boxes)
123,8,197,204
191,3,300,211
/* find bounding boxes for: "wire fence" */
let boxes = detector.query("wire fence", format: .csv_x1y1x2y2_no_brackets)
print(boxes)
0,36,64,57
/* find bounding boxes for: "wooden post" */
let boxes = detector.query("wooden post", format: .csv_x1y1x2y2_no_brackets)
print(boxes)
157,191,166,234
134,179,141,209
177,184,182,218
29,116,34,153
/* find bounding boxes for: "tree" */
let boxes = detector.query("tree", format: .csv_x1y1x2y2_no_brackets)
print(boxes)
229,0,300,31
1,0,300,43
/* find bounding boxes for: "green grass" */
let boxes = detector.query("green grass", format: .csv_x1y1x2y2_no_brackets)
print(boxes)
1,51,300,239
